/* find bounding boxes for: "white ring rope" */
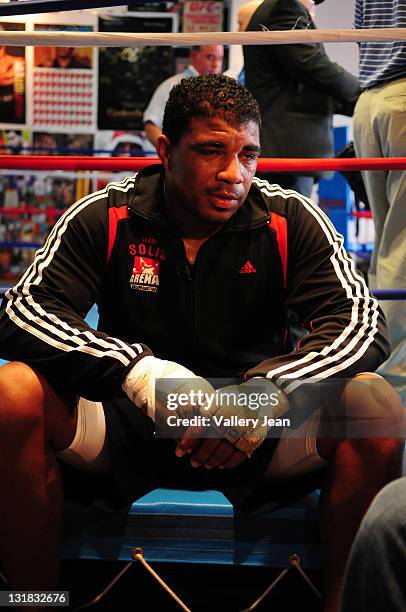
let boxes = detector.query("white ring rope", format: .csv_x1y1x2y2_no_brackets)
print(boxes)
0,28,405,47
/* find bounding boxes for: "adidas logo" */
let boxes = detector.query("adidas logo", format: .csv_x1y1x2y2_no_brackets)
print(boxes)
239,260,257,274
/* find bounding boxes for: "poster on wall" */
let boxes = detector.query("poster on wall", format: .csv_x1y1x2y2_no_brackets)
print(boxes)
95,129,149,156
28,131,94,215
32,24,97,130
31,131,94,155
182,1,224,32
98,13,177,131
0,22,26,126
0,126,90,279
0,128,29,155
93,129,151,191
0,167,78,279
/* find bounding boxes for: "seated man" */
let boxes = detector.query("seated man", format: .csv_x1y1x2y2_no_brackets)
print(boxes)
0,74,403,612
143,44,223,147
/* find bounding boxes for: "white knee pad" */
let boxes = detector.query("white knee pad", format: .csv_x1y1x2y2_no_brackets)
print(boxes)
57,397,109,473
267,408,327,479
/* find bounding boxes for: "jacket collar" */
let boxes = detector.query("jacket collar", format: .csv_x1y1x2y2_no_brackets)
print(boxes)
128,164,270,231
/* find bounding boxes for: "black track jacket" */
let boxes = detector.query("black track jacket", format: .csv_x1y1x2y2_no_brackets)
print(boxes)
0,165,389,412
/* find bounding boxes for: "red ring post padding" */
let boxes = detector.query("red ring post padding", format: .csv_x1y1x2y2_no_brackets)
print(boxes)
0,155,406,172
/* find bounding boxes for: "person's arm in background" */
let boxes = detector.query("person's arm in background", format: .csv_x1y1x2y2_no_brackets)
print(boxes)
144,121,163,148
143,78,173,147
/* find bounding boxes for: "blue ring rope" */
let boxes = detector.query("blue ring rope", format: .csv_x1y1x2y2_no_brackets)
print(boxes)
0,146,152,156
0,287,405,299
0,242,43,249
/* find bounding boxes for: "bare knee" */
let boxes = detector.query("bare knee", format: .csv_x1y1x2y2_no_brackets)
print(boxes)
0,362,45,428
0,362,77,450
317,373,405,460
342,373,405,437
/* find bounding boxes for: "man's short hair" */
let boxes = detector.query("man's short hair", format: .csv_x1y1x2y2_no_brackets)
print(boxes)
162,73,261,144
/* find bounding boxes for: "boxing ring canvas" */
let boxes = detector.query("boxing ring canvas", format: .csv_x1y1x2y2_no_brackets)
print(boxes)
62,487,320,570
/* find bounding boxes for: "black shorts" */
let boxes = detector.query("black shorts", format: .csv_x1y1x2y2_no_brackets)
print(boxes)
59,395,325,514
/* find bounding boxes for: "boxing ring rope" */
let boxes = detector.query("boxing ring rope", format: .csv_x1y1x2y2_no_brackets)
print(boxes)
1,29,406,48
1,155,406,173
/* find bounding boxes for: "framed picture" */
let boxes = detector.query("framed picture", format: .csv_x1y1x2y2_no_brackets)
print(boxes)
0,21,26,126
182,1,224,32
31,14,98,131
98,12,178,130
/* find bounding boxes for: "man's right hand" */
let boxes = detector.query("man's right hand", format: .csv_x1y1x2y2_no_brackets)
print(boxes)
123,355,214,422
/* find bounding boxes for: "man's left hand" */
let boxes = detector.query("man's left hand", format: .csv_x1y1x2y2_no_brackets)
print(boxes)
175,377,289,469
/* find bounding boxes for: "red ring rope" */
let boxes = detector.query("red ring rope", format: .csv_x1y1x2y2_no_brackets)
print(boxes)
0,207,59,221
0,155,405,172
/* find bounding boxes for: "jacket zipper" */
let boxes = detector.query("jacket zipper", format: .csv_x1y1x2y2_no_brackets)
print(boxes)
184,261,198,366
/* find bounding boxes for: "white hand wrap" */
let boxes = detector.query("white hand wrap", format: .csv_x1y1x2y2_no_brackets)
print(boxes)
123,356,213,421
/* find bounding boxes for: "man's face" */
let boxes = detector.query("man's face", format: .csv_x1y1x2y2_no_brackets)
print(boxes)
55,47,74,59
35,134,57,154
191,45,224,74
157,116,260,236
237,0,262,31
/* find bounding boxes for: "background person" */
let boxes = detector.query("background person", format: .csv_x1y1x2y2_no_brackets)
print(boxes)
0,75,403,612
143,44,224,147
32,131,59,155
238,0,264,31
37,46,91,69
243,0,361,197
52,47,90,69
353,0,406,405
340,477,406,612
225,0,263,85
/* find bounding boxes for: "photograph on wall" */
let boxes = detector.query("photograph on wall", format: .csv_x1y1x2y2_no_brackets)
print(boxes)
182,1,224,32
31,131,94,155
0,129,87,276
1,129,84,213
93,129,150,191
0,128,29,155
0,167,77,279
98,13,177,131
32,24,96,130
95,129,148,156
29,131,94,214
0,22,26,125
